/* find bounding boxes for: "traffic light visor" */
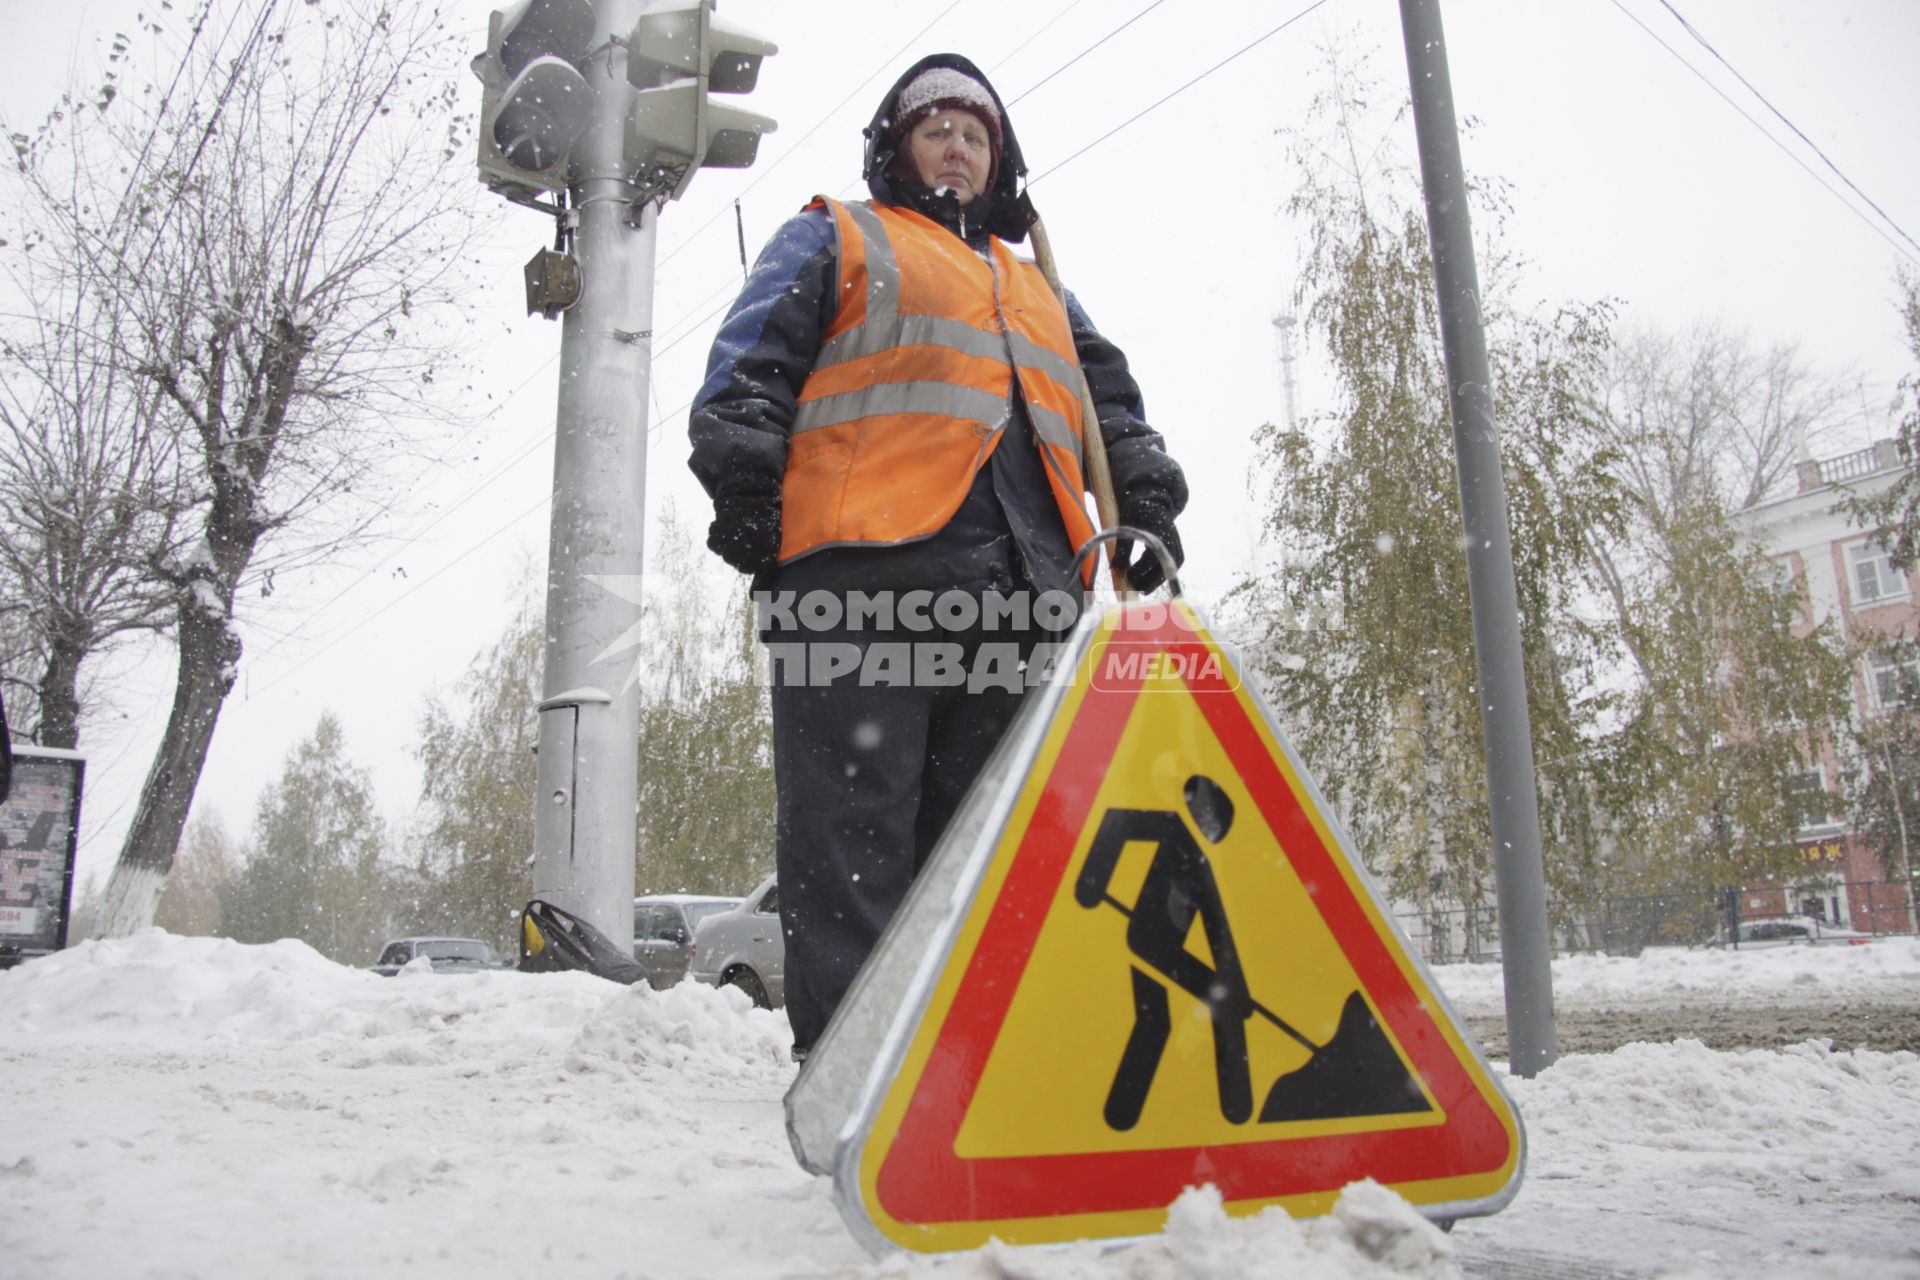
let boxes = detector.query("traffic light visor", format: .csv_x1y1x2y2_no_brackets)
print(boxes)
493,55,592,173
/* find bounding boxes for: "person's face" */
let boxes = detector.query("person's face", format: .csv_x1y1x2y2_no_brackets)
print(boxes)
906,108,993,205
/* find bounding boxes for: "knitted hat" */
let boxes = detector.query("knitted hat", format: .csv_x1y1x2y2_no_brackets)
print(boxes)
887,65,1004,194
892,66,1003,146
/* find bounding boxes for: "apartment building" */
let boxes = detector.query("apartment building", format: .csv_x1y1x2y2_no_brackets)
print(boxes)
1738,438,1919,933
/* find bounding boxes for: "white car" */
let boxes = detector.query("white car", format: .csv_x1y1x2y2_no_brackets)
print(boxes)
1731,915,1874,949
689,874,784,1008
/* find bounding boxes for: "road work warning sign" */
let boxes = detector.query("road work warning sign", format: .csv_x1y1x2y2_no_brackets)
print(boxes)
792,600,1524,1254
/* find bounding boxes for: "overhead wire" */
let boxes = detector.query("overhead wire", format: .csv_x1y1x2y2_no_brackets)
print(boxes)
246,491,554,699
1606,0,1920,270
986,0,1094,76
247,0,990,675
1004,0,1168,107
130,0,285,280
242,348,562,666
1651,0,1920,261
247,0,1070,681
1029,0,1335,186
251,0,1337,691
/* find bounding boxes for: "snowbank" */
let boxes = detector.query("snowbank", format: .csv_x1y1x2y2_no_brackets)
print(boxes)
1,930,1916,1278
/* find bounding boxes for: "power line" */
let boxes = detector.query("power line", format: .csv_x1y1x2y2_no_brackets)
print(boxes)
247,492,552,700
1653,0,1920,260
1029,0,1336,186
131,0,284,280
247,1,992,665
248,0,1336,689
987,0,1094,76
1606,0,1920,270
1005,0,1168,107
108,0,237,243
242,349,561,666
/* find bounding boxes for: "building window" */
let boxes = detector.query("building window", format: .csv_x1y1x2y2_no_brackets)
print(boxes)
1866,650,1920,710
1848,541,1908,605
1787,769,1841,836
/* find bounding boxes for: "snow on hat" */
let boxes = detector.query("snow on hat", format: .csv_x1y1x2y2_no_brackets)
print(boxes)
892,66,1002,145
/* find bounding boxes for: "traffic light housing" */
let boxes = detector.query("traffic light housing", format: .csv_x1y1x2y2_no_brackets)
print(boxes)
474,0,598,200
625,0,778,201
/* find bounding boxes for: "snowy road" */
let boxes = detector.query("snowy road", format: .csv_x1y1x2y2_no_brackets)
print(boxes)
1439,945,1920,1056
1464,991,1920,1057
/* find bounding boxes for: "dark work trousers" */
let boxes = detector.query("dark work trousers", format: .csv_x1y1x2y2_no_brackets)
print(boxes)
768,609,1062,1054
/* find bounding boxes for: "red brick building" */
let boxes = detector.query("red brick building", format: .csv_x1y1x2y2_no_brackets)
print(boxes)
1738,439,1919,935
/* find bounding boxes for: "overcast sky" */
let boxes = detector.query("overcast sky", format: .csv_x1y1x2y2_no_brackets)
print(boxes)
5,0,1918,901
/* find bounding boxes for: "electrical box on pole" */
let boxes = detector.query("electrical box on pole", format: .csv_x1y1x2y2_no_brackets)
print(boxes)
469,0,777,956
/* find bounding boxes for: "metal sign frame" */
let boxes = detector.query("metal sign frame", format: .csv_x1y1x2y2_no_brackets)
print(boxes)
786,599,1524,1254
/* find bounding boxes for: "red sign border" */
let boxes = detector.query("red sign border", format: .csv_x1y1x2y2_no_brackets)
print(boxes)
869,612,1517,1225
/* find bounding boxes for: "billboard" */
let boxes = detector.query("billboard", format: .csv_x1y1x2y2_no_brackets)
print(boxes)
0,746,85,965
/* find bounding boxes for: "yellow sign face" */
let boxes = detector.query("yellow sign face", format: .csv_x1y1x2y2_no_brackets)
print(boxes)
841,602,1524,1253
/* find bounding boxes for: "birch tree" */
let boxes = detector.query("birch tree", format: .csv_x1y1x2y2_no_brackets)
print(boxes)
1242,59,1616,941
1846,272,1920,564
413,589,543,952
1,0,480,935
1585,327,1857,901
220,711,392,962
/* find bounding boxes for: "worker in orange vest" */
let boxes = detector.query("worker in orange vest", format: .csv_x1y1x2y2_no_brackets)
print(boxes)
689,54,1187,1060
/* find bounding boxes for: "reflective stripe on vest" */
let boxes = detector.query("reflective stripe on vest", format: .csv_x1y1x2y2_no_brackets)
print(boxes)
779,196,1095,577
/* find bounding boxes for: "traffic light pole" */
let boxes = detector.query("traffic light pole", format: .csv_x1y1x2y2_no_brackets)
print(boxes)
1398,0,1558,1076
530,0,653,944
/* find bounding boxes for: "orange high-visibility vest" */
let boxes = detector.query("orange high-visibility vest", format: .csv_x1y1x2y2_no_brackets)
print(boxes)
780,196,1096,584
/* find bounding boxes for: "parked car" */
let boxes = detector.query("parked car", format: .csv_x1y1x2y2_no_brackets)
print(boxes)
371,936,508,975
1731,915,1874,949
689,874,783,1008
631,894,742,990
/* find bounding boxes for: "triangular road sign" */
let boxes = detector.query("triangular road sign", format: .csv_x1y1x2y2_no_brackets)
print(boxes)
792,600,1524,1254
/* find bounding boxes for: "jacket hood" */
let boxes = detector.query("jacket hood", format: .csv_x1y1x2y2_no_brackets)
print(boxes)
861,53,1034,244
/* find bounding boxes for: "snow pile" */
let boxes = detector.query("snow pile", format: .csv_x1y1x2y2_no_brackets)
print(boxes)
0,929,791,1081
3,929,1918,1277
1511,1038,1920,1198
914,1183,1457,1279
1517,1038,1920,1152
1490,1039,1920,1278
565,979,793,1081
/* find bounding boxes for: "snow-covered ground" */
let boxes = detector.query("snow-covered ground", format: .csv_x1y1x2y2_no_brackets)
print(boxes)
1,932,1916,1279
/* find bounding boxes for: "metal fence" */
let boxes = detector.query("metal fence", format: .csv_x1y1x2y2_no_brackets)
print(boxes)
1394,877,1919,964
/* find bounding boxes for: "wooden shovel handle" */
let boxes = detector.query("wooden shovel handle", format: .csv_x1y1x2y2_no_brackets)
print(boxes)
1027,214,1134,601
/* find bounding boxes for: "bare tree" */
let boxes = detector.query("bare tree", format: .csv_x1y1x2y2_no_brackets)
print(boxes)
0,24,201,748
3,0,480,936
1598,323,1855,530
0,295,195,748
1579,323,1857,900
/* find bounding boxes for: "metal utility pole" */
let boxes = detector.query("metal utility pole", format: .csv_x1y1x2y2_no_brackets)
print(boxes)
1397,0,1557,1076
528,0,654,947
473,0,777,946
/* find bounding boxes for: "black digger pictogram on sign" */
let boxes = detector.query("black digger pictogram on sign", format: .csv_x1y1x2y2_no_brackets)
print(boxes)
1074,775,1433,1131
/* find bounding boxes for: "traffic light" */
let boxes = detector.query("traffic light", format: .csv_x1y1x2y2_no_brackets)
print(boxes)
473,0,598,200
625,0,778,201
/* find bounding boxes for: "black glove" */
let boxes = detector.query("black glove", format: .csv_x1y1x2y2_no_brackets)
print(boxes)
1113,491,1184,594
706,494,783,575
